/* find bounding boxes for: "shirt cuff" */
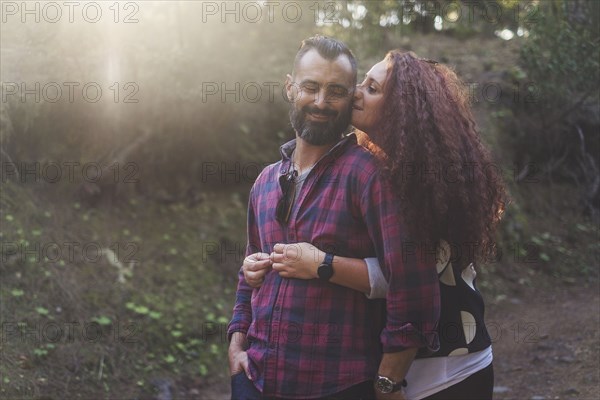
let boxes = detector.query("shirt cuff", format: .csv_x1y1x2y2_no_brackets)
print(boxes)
365,257,389,299
227,319,250,342
380,324,440,354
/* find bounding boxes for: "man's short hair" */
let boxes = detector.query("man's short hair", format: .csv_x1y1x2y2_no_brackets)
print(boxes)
293,35,357,83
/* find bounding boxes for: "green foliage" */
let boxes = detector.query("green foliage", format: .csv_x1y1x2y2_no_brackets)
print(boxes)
528,223,598,277
93,316,113,326
499,0,600,218
321,0,528,58
520,0,599,111
35,307,49,316
0,183,246,398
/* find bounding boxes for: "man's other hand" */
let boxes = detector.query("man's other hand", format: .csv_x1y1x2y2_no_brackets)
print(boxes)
243,252,272,288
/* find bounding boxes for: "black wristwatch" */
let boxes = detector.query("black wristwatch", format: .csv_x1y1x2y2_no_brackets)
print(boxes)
374,375,407,394
317,253,334,281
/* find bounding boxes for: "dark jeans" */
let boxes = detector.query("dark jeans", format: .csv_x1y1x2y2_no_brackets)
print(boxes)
423,363,494,400
230,372,375,400
230,372,261,400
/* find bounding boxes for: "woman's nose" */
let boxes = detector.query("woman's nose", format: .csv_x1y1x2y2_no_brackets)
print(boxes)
353,86,362,100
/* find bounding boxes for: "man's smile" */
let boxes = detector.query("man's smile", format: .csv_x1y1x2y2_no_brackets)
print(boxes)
306,111,332,121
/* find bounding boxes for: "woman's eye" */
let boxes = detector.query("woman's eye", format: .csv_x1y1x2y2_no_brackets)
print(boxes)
367,85,377,94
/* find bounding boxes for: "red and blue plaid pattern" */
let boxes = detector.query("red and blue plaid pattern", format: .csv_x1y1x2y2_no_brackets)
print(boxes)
228,134,440,398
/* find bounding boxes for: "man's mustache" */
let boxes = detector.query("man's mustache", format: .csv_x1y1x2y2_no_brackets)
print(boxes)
302,106,337,117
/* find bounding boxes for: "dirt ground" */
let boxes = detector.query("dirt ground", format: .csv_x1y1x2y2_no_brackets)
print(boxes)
488,279,599,399
194,276,599,400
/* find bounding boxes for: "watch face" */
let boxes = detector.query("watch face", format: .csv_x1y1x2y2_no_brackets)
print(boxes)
318,264,334,281
375,377,393,394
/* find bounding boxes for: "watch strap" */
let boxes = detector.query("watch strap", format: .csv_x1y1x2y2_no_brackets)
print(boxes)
317,253,334,281
375,375,407,393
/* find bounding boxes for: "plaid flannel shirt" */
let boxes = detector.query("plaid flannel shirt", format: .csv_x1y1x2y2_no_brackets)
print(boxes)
228,134,440,398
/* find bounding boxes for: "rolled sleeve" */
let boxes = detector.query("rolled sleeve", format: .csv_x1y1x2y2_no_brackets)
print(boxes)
360,173,440,353
380,239,440,353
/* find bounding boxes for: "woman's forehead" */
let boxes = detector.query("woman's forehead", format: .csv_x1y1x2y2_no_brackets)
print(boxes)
366,60,388,85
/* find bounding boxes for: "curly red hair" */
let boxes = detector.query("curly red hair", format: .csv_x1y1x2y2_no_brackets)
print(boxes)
358,50,507,267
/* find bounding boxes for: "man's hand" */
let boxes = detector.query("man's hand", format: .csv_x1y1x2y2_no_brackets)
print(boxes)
242,252,272,288
229,348,250,377
271,242,324,279
374,388,406,400
228,332,251,378
375,348,417,400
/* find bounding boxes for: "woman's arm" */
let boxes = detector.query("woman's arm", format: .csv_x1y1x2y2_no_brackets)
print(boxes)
364,257,389,299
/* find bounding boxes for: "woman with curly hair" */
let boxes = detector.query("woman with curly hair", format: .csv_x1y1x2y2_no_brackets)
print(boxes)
244,50,506,399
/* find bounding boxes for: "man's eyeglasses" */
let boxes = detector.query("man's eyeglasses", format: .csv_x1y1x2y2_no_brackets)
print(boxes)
292,82,353,103
276,169,298,224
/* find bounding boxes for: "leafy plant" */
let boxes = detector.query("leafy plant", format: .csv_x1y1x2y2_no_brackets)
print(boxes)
506,0,600,219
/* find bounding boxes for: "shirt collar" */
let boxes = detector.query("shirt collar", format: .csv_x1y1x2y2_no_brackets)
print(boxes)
278,133,358,174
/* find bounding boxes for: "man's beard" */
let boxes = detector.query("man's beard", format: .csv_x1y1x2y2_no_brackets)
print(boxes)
289,104,352,146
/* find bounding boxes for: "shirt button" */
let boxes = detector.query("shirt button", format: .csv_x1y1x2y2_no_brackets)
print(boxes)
274,305,280,311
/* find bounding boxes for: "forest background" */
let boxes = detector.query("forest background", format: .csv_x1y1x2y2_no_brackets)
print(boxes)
1,0,598,398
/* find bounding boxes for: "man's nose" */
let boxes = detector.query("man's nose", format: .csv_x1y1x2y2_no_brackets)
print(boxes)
312,89,328,108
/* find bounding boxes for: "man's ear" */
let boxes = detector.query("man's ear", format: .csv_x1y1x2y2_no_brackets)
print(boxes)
285,74,296,103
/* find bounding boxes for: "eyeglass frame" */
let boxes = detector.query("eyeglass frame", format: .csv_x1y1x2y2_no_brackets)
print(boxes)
287,80,355,104
276,168,298,224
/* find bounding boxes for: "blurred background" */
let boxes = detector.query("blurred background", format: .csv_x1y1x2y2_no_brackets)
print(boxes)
1,0,598,398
